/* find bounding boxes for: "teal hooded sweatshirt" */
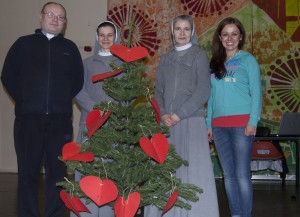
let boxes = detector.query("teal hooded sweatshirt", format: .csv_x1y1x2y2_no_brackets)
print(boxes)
206,50,262,128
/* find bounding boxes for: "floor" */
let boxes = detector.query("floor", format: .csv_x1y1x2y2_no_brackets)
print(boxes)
0,173,299,217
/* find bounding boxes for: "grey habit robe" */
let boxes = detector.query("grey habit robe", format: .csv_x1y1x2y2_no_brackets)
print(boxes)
144,44,220,217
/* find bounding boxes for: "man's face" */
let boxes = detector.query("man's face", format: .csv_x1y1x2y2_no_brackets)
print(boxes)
39,4,66,35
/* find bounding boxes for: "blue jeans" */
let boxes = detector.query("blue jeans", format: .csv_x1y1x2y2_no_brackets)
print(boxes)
213,127,254,217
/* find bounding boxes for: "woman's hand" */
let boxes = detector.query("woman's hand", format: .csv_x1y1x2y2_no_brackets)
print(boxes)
161,114,179,127
170,113,180,124
207,128,213,142
161,114,176,127
245,125,256,136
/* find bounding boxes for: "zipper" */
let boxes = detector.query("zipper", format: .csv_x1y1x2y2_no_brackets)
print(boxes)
45,40,51,114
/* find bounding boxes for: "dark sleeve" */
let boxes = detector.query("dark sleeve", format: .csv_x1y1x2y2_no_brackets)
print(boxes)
1,39,21,101
70,44,84,98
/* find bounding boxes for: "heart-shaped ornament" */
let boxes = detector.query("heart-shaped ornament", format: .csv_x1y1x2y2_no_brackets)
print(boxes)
161,190,179,216
114,192,140,217
150,98,160,124
60,191,90,217
92,69,124,83
110,45,148,62
86,110,112,138
79,176,118,206
139,133,169,164
86,110,102,129
62,142,94,162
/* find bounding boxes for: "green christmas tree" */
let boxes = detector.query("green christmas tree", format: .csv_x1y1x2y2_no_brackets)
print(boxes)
58,16,202,216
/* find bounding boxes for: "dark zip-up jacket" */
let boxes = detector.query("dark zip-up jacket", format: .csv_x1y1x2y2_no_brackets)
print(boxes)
1,29,84,117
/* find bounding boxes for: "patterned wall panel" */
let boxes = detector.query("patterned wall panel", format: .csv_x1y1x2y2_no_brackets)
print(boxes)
107,0,300,178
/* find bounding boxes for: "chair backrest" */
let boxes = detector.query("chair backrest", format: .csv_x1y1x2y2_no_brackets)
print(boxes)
252,141,284,160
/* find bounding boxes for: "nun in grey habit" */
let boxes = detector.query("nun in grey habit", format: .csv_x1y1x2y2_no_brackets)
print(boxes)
144,15,219,217
70,20,122,217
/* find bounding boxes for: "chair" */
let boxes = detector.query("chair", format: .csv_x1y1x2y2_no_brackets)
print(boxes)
251,140,289,188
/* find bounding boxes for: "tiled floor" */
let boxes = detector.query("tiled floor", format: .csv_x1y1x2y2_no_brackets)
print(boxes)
0,173,299,217
217,178,300,217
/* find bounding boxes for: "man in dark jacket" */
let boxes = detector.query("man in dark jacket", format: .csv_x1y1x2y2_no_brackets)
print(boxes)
1,2,83,217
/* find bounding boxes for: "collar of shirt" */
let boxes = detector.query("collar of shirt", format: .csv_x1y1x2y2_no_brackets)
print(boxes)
98,51,113,56
175,42,192,51
42,30,55,40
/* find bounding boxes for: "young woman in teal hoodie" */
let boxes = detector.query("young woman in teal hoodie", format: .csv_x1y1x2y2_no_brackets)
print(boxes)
207,17,262,217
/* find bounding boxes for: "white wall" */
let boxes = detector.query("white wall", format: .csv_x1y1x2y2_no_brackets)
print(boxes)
0,0,108,172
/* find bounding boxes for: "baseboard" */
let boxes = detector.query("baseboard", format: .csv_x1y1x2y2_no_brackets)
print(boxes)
0,168,18,173
251,174,296,180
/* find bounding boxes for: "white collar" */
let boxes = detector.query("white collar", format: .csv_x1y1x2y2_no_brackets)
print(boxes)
98,51,113,56
42,31,55,40
175,42,192,51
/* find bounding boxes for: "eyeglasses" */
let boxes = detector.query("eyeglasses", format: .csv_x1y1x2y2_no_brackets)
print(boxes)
42,12,66,21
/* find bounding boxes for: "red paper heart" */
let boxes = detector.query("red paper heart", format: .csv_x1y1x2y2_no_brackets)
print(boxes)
60,191,90,217
139,133,169,164
86,110,102,129
62,142,94,162
80,176,118,206
86,110,112,138
161,190,179,216
110,45,148,62
150,98,160,124
92,69,124,83
114,192,140,217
